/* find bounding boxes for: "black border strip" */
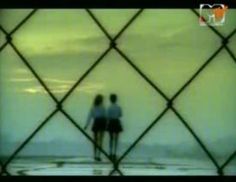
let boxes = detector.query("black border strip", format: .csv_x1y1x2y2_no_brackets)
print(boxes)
1,0,236,8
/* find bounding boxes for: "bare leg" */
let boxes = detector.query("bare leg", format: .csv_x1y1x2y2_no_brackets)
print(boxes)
109,132,114,156
114,133,119,159
97,131,104,159
93,132,98,160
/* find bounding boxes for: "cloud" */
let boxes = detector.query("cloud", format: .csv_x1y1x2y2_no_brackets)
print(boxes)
14,68,30,74
62,34,108,45
9,78,35,82
20,82,104,95
9,77,75,84
17,34,108,57
16,23,192,58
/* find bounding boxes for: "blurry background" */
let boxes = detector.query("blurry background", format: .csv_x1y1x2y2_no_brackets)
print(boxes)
0,9,236,175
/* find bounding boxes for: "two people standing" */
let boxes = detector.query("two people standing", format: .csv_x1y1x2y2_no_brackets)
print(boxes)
84,94,123,162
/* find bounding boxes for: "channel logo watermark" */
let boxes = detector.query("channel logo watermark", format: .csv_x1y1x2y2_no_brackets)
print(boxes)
199,4,228,26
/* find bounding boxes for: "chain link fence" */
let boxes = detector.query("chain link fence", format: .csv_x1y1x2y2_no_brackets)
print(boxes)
0,9,236,176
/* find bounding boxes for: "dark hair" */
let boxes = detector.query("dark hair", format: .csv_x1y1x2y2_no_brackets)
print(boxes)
110,94,117,103
94,94,103,106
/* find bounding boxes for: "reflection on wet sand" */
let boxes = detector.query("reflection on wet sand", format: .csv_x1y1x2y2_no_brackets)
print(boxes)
5,157,234,176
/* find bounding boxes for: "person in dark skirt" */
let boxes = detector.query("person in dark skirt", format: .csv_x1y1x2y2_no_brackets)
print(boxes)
107,94,123,161
84,94,107,161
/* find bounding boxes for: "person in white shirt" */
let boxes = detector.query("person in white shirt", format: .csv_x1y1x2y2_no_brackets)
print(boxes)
107,94,123,161
84,94,107,161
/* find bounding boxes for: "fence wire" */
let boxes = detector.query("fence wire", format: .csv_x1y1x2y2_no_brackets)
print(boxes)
0,9,235,176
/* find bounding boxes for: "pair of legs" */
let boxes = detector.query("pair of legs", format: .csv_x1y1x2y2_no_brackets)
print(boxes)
93,131,104,161
109,132,119,160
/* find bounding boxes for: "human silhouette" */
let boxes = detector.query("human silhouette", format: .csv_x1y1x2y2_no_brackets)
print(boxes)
107,94,123,161
84,94,107,161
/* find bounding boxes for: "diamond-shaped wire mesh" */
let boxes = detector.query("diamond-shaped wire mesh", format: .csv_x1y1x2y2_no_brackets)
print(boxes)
0,9,236,176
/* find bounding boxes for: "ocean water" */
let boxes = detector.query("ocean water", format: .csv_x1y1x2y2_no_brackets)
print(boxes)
3,156,236,176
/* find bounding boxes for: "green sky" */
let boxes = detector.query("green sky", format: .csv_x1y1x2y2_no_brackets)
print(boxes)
0,9,236,160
